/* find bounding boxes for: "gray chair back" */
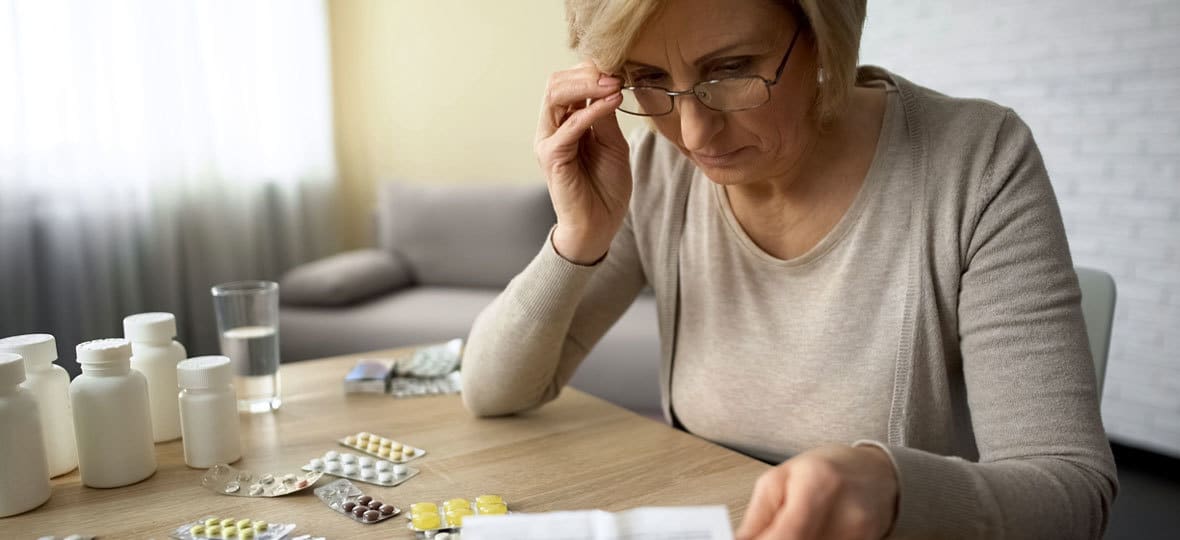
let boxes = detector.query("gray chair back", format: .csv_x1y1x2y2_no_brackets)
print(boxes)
1075,266,1116,398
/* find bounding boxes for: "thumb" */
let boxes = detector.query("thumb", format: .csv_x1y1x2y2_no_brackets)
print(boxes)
735,472,786,540
589,95,628,151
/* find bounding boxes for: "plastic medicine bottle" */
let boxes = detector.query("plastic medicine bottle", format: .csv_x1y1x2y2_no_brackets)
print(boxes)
124,312,185,442
70,339,157,488
0,353,52,517
0,334,78,477
177,356,241,468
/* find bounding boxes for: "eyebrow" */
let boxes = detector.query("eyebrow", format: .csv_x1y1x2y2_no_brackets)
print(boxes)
623,41,765,71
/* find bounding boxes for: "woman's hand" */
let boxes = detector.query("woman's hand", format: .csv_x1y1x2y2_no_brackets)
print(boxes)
535,61,632,265
735,445,899,540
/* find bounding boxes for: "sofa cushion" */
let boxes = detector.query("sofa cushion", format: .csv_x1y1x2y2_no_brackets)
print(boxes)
280,249,413,307
376,181,556,288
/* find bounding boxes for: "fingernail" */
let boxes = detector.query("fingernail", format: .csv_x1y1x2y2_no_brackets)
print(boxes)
598,76,622,87
604,92,622,103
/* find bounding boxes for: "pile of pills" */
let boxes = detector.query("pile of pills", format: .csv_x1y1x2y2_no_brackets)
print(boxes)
314,478,401,524
201,464,322,498
171,516,295,540
339,431,425,462
303,450,419,487
407,495,507,532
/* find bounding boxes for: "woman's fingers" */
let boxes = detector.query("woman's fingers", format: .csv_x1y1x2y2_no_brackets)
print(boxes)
735,470,787,540
537,65,622,140
536,93,622,167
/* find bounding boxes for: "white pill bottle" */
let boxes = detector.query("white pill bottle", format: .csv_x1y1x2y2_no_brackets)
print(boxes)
124,312,185,442
177,356,241,468
0,334,78,477
0,353,52,517
70,339,157,488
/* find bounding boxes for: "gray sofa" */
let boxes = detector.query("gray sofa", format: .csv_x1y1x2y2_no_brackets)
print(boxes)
279,181,662,416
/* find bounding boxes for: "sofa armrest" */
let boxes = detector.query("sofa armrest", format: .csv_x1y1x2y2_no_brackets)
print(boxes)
280,249,413,307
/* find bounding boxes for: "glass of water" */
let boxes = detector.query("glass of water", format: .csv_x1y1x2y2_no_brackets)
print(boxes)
211,280,281,413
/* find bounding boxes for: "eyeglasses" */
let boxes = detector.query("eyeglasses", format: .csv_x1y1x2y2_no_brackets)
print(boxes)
617,27,802,117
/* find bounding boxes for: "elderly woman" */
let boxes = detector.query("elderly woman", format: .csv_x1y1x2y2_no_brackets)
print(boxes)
461,0,1117,538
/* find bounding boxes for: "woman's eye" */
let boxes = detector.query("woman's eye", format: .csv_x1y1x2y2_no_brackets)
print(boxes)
708,59,753,78
629,72,669,86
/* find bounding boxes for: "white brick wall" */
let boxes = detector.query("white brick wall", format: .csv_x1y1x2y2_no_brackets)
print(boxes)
860,0,1180,456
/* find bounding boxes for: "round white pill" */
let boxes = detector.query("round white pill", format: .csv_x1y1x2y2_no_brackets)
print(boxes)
309,458,324,470
376,460,393,472
343,464,358,475
393,464,407,476
324,450,339,461
361,468,376,479
358,457,374,468
341,453,357,464
378,472,393,483
327,461,341,473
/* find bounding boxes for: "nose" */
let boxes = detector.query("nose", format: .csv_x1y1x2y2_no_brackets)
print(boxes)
675,93,723,152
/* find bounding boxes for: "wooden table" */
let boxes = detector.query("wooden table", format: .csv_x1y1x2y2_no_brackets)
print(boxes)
3,349,769,538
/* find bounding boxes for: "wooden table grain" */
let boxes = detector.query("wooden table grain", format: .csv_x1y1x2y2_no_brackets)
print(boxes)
3,349,769,539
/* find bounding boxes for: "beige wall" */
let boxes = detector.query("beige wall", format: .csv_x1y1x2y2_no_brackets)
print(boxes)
328,0,643,248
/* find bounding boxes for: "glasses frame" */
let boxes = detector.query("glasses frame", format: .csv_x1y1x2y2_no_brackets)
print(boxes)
617,26,803,117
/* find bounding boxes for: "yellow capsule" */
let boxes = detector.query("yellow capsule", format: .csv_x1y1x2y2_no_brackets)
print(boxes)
191,525,206,535
411,511,441,530
236,519,252,529
444,498,470,510
411,502,439,514
204,518,219,528
238,528,255,539
475,494,503,505
222,526,237,537
206,525,221,536
253,521,268,531
220,518,235,528
446,512,469,527
477,502,509,515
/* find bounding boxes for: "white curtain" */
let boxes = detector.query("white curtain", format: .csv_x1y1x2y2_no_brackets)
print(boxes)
0,0,338,372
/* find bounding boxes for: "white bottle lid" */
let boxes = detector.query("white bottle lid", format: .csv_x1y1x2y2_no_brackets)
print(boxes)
0,352,27,386
177,356,233,389
0,333,57,367
123,312,178,343
76,339,133,365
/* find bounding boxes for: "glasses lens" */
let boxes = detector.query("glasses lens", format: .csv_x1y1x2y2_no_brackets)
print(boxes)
620,87,671,116
696,78,770,111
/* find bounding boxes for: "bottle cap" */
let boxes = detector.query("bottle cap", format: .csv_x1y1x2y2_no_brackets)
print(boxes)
0,353,27,386
123,312,178,343
0,333,57,367
76,338,132,365
178,355,234,389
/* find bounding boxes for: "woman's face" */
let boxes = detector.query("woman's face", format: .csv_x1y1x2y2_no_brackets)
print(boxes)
622,0,818,186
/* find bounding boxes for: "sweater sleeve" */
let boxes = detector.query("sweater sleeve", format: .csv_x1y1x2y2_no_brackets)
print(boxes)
460,213,648,417
861,110,1117,539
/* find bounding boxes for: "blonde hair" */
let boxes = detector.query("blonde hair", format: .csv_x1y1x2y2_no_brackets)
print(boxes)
565,0,867,126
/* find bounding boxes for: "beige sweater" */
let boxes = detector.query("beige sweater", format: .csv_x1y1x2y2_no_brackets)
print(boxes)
461,67,1117,539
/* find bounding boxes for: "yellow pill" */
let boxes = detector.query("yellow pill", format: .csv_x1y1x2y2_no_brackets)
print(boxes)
390,442,403,451
191,525,206,535
411,502,438,514
236,519,251,529
253,521,268,531
223,526,237,536
204,518,219,528
367,443,380,452
412,511,441,530
345,435,357,445
357,431,370,440
238,529,255,539
476,494,503,505
378,447,391,457
380,438,392,447
206,525,222,535
220,518,235,528
446,512,469,527
444,498,470,510
478,502,509,515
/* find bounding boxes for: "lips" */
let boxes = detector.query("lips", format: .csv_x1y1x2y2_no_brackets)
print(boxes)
691,147,747,167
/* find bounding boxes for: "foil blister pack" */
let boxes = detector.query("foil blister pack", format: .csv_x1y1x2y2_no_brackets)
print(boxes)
314,478,402,524
201,464,322,497
303,450,419,487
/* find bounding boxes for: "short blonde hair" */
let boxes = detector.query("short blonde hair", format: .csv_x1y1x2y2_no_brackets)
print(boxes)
565,0,867,126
